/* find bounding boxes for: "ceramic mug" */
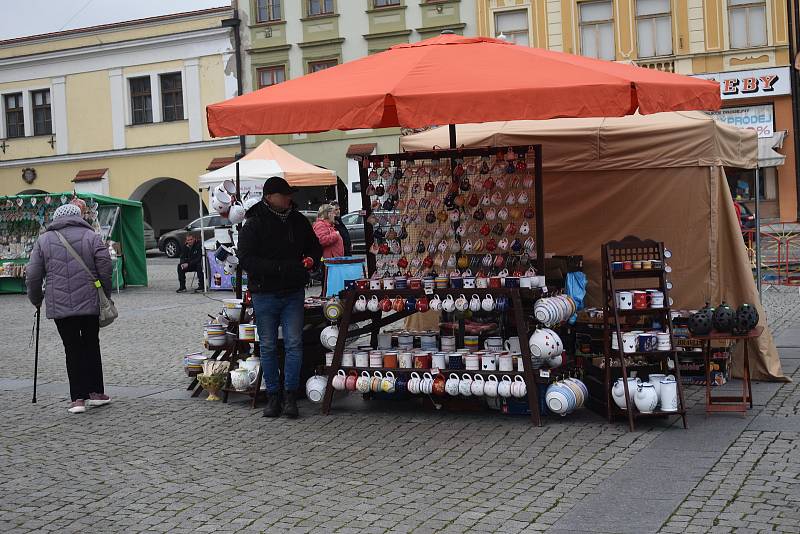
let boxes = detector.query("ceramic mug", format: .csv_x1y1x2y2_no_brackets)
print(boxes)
332,370,347,391
369,279,382,290
616,291,633,310
481,294,495,312
356,371,371,393
355,352,369,367
504,336,521,353
398,352,413,368
445,373,460,396
440,335,456,352
377,332,392,350
498,375,513,398
442,294,456,313
342,352,355,367
470,374,485,396
484,375,499,397
383,278,395,290
354,295,368,312
367,295,381,313
481,353,497,371
407,372,422,394
484,336,503,351
498,355,514,372
511,375,527,398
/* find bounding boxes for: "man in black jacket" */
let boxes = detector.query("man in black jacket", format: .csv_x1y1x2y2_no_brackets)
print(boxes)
176,235,204,293
238,176,322,418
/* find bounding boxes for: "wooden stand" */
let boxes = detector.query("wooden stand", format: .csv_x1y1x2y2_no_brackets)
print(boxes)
320,287,546,426
692,326,762,415
601,236,688,432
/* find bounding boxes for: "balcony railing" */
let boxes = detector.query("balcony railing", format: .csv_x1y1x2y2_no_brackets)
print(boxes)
636,59,675,72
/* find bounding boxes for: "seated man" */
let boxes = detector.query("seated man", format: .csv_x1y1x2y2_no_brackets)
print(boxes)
176,235,204,293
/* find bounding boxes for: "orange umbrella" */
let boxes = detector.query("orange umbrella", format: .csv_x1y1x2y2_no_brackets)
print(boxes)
207,34,720,137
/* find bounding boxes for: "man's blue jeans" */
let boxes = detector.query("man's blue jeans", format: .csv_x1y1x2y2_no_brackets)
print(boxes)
251,289,305,394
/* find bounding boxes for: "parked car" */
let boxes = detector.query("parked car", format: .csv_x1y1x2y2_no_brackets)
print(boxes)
340,211,366,254
142,221,158,251
158,215,229,258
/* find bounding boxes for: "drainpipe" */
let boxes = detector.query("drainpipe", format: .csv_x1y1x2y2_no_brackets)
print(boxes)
787,0,800,219
222,2,246,157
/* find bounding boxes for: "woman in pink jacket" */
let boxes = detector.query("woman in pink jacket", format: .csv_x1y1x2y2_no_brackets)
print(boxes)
312,204,344,259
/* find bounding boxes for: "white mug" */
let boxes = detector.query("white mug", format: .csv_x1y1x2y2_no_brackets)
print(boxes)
455,294,469,312
481,353,497,371
342,352,355,367
429,295,442,311
398,352,413,368
616,291,633,310
481,294,495,312
367,295,380,313
440,336,456,351
442,295,456,313
469,294,482,312
471,374,485,396
484,336,503,351
377,332,392,350
498,355,514,372
504,336,521,353
498,375,513,398
484,375,499,397
355,352,369,367
354,295,368,312
369,279,382,290
459,374,472,396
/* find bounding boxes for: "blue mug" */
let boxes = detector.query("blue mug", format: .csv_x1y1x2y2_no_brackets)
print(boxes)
448,354,463,370
405,297,416,312
343,279,357,290
504,277,520,288
450,277,463,289
495,296,509,311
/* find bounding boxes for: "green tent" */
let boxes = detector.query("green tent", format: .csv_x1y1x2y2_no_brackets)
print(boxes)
0,191,148,288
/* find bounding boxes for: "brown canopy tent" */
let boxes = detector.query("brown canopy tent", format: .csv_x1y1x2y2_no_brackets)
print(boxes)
401,111,785,381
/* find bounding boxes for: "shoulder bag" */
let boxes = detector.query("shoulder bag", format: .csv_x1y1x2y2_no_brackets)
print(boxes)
54,230,118,327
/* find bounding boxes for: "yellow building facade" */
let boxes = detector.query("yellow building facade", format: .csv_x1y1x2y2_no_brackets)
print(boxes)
0,8,240,236
476,0,796,221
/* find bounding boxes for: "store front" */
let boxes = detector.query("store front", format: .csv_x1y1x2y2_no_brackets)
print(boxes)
694,67,794,222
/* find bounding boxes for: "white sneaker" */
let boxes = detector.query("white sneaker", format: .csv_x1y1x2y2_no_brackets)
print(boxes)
86,393,112,407
68,400,86,414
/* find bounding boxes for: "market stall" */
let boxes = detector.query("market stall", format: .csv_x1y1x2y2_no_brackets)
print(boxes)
197,34,730,425
400,112,783,382
0,192,147,294
197,138,336,290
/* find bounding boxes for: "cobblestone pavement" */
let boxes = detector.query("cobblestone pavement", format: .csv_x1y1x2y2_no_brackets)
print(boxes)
0,258,798,533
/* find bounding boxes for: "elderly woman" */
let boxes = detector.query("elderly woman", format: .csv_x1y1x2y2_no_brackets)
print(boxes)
26,203,113,414
312,204,344,259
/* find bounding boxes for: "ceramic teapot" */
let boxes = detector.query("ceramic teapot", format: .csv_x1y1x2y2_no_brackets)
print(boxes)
611,377,640,410
634,382,658,413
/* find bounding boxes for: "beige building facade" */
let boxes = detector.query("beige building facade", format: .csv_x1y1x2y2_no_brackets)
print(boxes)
0,7,240,237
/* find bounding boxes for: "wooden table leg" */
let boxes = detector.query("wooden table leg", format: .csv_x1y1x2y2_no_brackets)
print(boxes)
744,340,753,409
186,377,198,391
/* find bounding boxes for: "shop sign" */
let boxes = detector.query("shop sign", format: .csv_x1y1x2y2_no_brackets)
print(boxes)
692,67,790,100
704,104,775,138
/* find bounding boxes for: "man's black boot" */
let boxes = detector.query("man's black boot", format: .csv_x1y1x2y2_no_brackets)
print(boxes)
262,393,281,418
283,390,299,419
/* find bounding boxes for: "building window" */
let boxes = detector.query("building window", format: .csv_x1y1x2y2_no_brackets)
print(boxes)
374,0,400,7
494,9,530,46
308,0,334,16
160,73,184,122
308,59,338,73
129,76,153,125
256,0,281,22
728,0,767,49
636,0,672,57
32,89,52,136
257,65,286,88
4,93,24,138
579,1,615,60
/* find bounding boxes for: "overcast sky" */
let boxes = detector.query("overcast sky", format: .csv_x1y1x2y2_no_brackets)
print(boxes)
0,0,230,41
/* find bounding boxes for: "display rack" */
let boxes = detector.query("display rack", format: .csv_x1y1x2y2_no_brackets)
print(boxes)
320,287,547,425
601,236,687,432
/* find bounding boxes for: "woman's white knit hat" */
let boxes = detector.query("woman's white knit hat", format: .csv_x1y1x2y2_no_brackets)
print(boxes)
53,203,82,219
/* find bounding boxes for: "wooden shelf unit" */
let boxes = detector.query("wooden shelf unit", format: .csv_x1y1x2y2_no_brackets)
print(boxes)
601,236,688,432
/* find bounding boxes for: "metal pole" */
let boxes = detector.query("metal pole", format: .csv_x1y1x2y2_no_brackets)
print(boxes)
755,167,762,300
235,161,243,300
787,0,800,219
198,188,208,294
448,124,457,149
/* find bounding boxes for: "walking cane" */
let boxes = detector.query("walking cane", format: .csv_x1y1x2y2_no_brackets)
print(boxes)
32,307,40,404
